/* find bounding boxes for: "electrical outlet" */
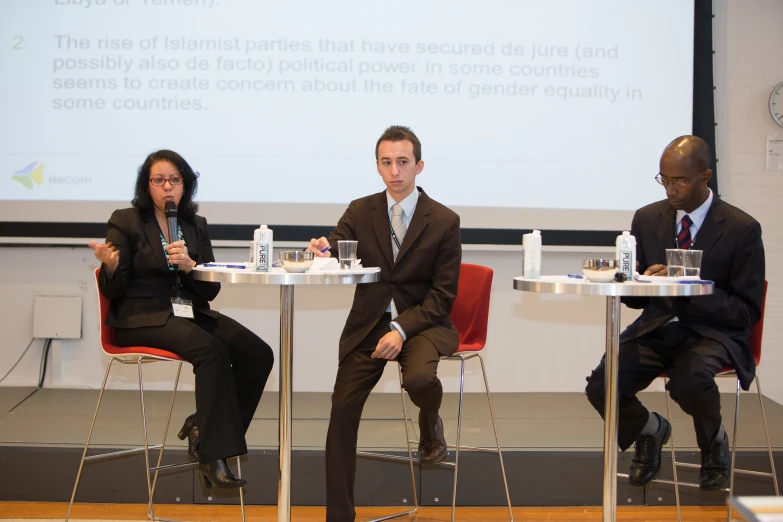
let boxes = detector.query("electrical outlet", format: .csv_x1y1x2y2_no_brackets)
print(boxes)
33,295,82,339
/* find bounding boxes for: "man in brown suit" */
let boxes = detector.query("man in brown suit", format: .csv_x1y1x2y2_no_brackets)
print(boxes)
308,125,461,522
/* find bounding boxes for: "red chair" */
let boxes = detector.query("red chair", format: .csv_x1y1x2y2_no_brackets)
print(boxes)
641,281,778,522
65,268,245,521
357,264,513,522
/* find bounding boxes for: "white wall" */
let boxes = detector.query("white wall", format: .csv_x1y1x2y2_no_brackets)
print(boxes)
713,0,783,402
1,0,781,403
0,245,640,395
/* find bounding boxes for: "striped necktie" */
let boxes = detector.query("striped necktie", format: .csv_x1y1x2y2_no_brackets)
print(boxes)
677,215,693,249
391,203,406,261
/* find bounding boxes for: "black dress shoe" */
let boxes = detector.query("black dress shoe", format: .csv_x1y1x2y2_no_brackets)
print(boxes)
177,413,200,461
699,429,730,490
418,412,447,464
628,413,672,487
198,458,247,489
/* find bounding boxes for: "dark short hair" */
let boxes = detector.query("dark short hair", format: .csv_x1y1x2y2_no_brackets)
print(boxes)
131,150,199,221
375,125,422,163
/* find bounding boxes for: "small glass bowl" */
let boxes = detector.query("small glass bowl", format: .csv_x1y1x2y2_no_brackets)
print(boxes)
279,250,314,273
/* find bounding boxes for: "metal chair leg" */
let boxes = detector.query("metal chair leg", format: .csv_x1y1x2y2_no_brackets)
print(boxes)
148,362,183,519
755,374,780,496
65,358,115,522
727,378,741,522
137,359,155,522
399,364,421,444
237,457,246,522
478,355,513,521
364,353,513,521
69,357,239,522
664,380,682,522
398,363,419,514
362,366,419,522
450,358,466,522
654,372,776,521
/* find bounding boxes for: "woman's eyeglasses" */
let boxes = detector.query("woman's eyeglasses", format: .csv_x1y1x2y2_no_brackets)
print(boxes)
150,176,184,186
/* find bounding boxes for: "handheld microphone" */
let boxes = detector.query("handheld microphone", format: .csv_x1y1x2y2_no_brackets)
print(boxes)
164,201,178,270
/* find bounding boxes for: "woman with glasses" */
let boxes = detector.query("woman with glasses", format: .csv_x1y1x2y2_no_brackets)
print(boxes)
88,149,274,489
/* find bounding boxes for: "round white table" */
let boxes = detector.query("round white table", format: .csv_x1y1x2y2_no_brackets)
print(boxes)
513,275,713,522
193,266,381,522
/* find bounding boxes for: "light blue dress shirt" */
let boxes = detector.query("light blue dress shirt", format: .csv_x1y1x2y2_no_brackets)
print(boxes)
386,189,419,341
669,188,713,323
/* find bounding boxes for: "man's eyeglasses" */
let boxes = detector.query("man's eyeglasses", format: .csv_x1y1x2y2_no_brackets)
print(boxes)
654,170,705,189
150,176,184,186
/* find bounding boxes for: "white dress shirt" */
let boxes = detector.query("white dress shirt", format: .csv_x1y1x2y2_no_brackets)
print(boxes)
675,188,713,248
670,188,713,323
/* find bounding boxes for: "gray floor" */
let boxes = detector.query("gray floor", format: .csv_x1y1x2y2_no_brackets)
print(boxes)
0,386,36,417
1,387,782,452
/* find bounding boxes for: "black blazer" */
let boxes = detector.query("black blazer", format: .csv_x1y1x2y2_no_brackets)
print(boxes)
327,187,462,363
621,196,765,389
98,207,220,329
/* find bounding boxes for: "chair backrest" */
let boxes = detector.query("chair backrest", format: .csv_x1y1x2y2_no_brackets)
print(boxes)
450,264,494,353
94,268,119,355
94,267,183,360
749,280,768,366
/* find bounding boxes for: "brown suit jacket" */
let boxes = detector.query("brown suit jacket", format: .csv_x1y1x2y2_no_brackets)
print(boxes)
327,187,462,363
98,207,220,329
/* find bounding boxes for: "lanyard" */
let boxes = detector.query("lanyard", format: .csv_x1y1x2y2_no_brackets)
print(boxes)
161,230,184,298
388,218,402,250
388,201,416,249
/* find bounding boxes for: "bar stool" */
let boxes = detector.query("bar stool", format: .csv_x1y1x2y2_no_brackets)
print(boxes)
357,263,513,522
65,268,245,521
619,281,778,522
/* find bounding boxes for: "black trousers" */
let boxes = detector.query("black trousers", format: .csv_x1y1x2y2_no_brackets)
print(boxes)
325,315,443,522
115,311,274,463
585,321,730,452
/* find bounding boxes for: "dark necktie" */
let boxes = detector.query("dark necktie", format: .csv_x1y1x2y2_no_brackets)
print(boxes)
677,215,693,249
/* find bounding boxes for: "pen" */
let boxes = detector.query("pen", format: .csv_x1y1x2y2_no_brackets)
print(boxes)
203,263,247,269
679,280,711,284
320,246,331,254
567,273,584,279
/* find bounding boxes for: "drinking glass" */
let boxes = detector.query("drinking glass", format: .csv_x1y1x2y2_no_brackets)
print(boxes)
666,249,685,277
337,240,358,269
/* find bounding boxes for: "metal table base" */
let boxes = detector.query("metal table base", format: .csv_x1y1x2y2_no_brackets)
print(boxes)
513,276,713,522
194,267,381,521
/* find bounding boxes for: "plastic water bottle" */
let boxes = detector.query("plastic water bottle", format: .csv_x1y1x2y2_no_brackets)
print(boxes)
522,230,542,279
616,231,636,281
253,225,273,272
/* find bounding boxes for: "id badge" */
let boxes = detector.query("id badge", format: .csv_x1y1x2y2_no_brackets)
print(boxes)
171,297,195,319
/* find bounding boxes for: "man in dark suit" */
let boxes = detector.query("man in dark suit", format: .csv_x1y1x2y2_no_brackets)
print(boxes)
585,135,765,490
308,125,461,522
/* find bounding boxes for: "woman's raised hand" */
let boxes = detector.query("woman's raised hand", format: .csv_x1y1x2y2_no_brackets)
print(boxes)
88,240,120,273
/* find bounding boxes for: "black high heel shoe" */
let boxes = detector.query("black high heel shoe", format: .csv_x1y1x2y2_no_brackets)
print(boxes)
199,458,247,489
177,413,200,461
